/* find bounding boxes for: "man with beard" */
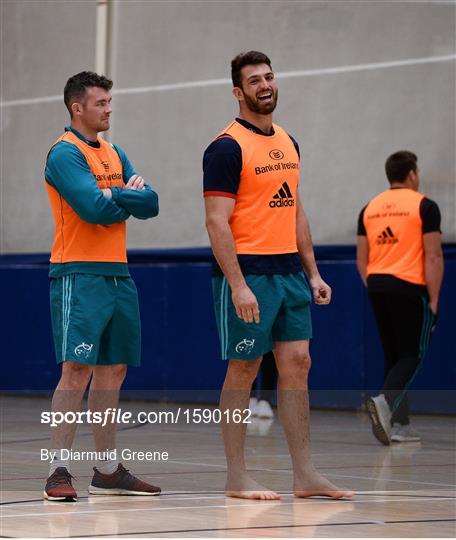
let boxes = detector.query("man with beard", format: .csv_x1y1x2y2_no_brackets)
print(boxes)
203,51,353,500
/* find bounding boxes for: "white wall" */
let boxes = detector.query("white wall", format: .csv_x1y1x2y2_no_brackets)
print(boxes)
1,0,454,253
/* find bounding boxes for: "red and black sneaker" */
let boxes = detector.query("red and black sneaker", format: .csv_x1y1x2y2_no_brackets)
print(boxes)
88,464,161,496
44,467,77,501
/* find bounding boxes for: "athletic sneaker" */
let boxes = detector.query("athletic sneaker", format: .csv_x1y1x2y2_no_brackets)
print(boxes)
256,399,274,419
88,463,161,496
44,467,77,501
249,397,258,416
391,423,421,442
366,394,392,446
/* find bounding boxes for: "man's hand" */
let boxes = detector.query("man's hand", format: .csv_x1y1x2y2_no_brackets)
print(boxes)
101,188,112,199
429,300,439,316
125,174,145,191
309,275,332,305
232,285,260,324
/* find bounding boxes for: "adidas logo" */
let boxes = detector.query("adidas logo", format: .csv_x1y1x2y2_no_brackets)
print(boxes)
376,226,399,245
269,182,295,208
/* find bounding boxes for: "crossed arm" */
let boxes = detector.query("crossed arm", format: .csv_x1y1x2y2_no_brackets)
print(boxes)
104,175,159,220
46,142,158,224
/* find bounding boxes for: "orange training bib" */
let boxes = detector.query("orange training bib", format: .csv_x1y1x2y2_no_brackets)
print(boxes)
216,121,300,255
364,188,426,285
45,131,127,264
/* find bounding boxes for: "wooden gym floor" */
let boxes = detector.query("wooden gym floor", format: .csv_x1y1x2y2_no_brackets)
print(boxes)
1,396,455,537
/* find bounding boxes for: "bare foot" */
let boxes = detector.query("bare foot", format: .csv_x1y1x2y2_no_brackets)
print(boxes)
294,469,354,499
226,473,281,500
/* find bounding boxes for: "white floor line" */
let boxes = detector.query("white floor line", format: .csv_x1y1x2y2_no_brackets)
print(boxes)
1,449,51,455
162,448,455,462
164,459,225,468
0,494,228,509
1,54,455,108
2,496,454,519
354,490,455,495
325,472,456,488
265,468,456,488
1,489,452,509
2,447,453,461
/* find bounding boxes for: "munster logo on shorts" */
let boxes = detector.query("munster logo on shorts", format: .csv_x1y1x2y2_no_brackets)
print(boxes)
74,342,94,359
235,339,255,355
376,226,399,245
269,182,295,208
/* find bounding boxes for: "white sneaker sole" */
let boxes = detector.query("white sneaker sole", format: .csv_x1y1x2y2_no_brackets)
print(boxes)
391,435,421,443
43,491,77,501
88,485,160,496
366,398,391,446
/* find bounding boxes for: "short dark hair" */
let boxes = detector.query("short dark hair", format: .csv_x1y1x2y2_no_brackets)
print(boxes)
385,151,418,183
231,51,272,88
64,71,113,116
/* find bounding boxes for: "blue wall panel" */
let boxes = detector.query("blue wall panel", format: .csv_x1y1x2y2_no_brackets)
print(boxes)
1,247,454,413
1,266,58,390
307,263,366,409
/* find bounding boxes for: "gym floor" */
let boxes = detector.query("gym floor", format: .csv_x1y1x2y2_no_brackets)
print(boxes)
1,396,455,538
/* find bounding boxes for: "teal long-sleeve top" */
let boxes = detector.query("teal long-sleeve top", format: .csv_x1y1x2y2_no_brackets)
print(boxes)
45,127,159,277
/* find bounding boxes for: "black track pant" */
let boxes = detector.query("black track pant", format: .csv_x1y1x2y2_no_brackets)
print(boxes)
368,290,435,425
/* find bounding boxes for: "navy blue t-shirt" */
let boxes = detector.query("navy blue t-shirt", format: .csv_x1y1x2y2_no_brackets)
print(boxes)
203,118,303,276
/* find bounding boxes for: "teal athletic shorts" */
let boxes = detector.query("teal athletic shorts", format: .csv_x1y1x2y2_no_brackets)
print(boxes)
50,274,141,366
212,272,312,360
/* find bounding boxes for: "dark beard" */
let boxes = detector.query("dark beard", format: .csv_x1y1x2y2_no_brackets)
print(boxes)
243,89,278,115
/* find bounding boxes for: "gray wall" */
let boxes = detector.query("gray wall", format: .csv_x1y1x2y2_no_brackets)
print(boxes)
1,0,455,253
1,0,97,253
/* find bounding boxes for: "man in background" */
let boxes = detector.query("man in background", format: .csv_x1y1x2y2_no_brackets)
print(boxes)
44,71,160,500
357,151,443,445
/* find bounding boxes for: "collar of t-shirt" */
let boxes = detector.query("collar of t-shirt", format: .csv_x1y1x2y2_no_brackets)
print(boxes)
235,117,275,136
64,126,101,148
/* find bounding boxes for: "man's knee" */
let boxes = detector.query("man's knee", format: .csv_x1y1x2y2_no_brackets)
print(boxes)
226,359,261,385
93,364,128,386
299,351,311,371
60,362,93,388
278,351,311,379
106,364,128,377
110,364,128,382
